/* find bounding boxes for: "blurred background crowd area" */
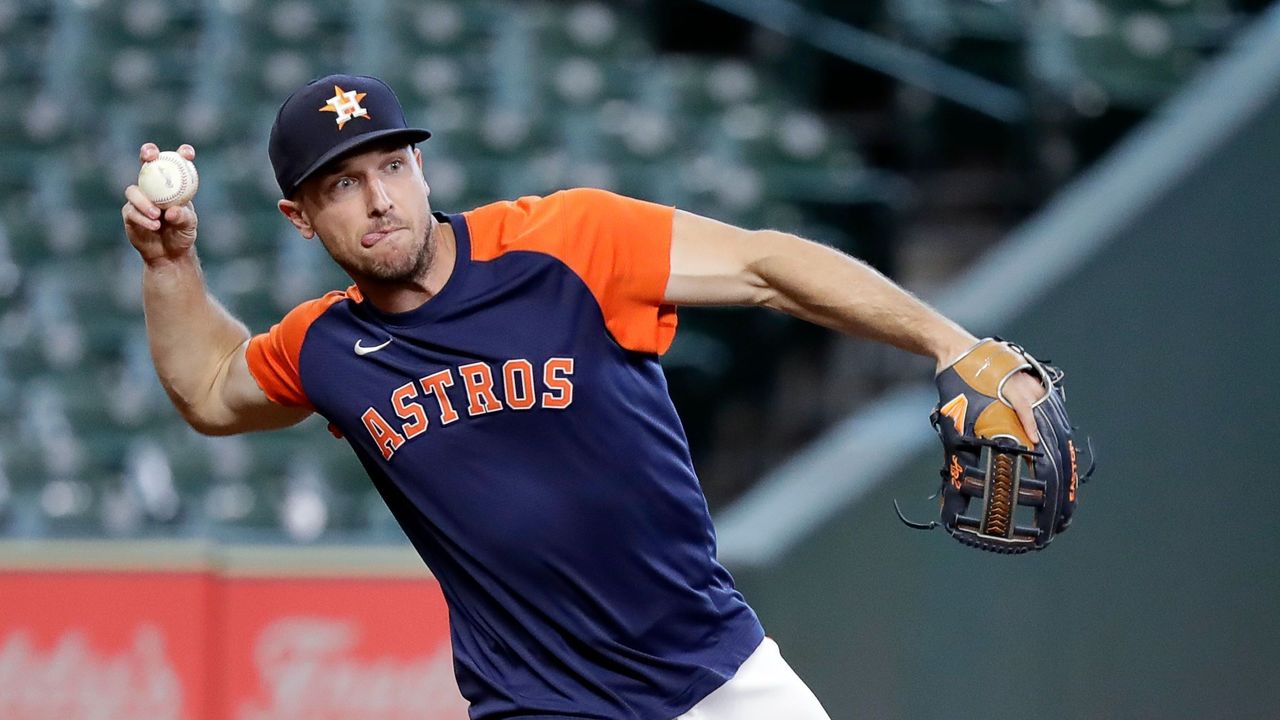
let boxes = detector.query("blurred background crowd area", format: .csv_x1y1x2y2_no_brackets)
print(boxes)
0,0,1262,542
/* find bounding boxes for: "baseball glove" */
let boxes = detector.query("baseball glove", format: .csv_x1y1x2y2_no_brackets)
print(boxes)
895,338,1093,553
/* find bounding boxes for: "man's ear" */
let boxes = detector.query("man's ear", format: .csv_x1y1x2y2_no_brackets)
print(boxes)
413,147,430,200
277,197,315,239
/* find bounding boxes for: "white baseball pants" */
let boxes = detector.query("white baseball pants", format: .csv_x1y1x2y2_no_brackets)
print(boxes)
675,637,831,720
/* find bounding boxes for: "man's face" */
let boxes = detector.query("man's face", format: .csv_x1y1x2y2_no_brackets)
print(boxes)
293,142,434,284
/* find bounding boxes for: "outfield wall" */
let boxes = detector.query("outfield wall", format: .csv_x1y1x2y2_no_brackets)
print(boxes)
0,541,467,720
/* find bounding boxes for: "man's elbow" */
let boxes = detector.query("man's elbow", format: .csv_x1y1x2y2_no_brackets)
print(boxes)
178,406,240,436
166,391,246,436
743,230,799,309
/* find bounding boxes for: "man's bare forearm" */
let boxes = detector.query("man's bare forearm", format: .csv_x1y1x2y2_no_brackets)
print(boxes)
750,231,976,369
142,250,251,426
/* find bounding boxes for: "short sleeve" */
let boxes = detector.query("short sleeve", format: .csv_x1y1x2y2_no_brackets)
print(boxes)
244,291,347,408
465,188,678,354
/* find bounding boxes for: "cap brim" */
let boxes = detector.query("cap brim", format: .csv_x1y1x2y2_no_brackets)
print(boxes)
287,127,433,197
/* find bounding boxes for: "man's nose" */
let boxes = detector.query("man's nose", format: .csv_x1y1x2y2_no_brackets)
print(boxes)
366,178,393,215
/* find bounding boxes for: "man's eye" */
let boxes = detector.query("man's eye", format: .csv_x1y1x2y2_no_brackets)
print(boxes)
388,160,403,171
336,177,355,190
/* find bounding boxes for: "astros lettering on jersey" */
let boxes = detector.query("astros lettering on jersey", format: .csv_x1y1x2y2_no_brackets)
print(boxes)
245,188,765,719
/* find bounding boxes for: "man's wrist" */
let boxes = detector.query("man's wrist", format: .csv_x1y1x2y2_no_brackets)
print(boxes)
142,246,200,271
932,331,982,373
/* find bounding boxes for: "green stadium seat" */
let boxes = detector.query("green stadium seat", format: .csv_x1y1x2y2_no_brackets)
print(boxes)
1068,16,1208,110
388,0,483,55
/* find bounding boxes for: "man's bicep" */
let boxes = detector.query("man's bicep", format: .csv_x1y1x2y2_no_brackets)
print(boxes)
215,341,312,434
664,209,773,307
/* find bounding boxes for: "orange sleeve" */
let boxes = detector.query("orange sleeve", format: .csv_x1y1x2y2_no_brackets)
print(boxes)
244,291,348,408
465,188,678,354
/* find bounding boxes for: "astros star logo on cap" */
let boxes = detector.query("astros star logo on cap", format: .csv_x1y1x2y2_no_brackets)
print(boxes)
319,85,371,130
270,74,432,197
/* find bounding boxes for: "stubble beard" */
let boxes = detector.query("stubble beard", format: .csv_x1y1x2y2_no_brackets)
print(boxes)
325,215,436,286
366,221,434,283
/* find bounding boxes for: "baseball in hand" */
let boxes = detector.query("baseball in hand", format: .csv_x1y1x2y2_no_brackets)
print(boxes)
138,150,199,208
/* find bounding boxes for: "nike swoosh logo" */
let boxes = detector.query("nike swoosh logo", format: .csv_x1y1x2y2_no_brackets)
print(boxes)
354,338,393,356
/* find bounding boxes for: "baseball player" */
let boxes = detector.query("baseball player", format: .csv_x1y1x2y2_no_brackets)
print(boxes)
121,74,1045,719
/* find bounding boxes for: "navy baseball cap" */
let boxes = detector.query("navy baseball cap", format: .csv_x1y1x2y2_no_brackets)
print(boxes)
268,73,432,197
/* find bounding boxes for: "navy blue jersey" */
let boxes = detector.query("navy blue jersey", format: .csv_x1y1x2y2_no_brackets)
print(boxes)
246,189,764,719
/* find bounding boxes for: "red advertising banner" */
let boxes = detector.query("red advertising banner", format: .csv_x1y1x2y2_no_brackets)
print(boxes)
0,547,469,720
0,571,212,720
223,577,465,720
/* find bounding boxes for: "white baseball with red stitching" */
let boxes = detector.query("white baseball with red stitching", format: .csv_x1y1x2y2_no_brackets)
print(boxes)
138,151,199,209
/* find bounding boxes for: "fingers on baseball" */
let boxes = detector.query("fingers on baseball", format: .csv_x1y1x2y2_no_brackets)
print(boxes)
124,185,162,225
163,203,196,229
137,142,195,164
123,204,161,233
